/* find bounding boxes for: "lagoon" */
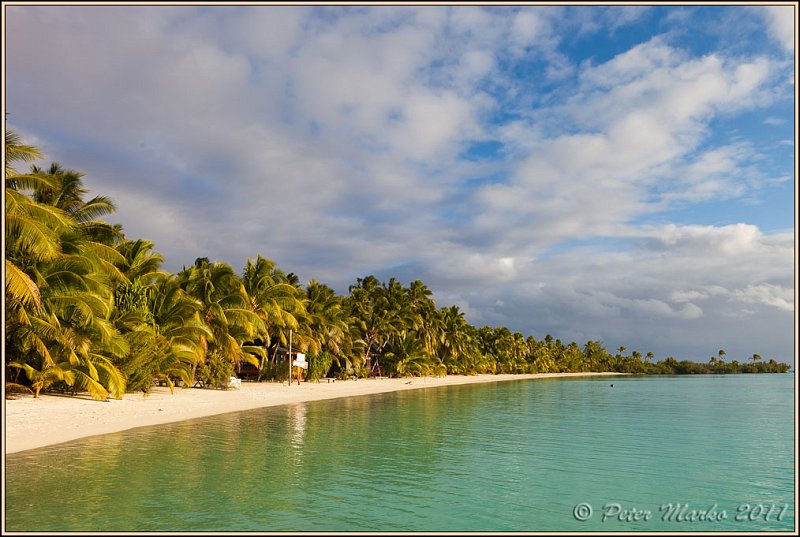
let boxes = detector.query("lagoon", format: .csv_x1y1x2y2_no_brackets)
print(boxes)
4,374,794,532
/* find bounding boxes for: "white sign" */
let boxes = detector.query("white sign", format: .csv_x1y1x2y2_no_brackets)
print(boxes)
292,353,308,369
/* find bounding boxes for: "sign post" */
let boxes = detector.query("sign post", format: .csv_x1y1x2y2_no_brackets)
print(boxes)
287,329,292,387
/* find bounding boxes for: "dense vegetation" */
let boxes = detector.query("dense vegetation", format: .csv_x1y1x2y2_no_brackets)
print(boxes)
4,131,791,399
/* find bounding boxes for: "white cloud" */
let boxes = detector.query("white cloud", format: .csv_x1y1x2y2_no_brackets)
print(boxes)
670,290,710,302
764,116,786,125
511,10,545,49
732,284,794,312
645,223,768,255
434,223,792,360
467,38,780,255
4,6,794,364
759,6,795,53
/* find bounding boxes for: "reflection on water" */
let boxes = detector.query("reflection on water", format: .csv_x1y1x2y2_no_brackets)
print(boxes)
5,375,795,532
290,404,307,451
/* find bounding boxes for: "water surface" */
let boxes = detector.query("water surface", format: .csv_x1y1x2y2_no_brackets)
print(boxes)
5,374,795,531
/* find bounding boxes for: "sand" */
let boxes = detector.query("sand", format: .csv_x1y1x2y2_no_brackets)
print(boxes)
4,372,624,454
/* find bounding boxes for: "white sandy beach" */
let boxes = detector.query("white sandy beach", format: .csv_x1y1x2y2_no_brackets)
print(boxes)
4,372,624,454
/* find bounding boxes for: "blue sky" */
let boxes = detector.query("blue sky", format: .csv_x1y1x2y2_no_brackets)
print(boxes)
4,4,796,363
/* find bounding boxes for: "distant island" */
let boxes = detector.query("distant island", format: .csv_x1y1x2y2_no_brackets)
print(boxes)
5,130,791,400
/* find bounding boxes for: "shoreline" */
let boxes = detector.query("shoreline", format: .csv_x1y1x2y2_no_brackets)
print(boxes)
4,372,625,454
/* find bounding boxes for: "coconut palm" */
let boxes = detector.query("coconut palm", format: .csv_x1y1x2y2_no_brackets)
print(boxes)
115,239,165,284
115,276,212,392
6,134,127,399
303,280,352,363
5,131,70,309
383,333,444,377
435,305,473,372
29,162,127,284
346,275,404,371
242,255,305,365
179,258,264,385
31,162,120,243
9,253,129,399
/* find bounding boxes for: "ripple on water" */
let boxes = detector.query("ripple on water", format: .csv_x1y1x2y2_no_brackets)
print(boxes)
5,374,795,532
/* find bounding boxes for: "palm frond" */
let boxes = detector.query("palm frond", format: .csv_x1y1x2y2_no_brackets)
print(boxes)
5,259,41,309
69,368,110,400
87,353,127,399
71,195,116,222
5,130,42,175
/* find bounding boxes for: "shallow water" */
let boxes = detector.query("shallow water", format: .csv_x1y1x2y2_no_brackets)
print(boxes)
5,374,795,531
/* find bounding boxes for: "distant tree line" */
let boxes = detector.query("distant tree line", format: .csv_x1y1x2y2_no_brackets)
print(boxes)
4,131,791,399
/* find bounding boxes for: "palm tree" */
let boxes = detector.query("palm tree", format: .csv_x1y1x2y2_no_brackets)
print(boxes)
9,253,129,399
435,305,472,373
5,132,71,310
531,340,556,373
242,255,305,368
179,258,264,385
303,280,353,376
6,135,128,399
28,162,129,289
145,277,213,390
31,162,121,244
115,239,165,284
383,333,443,377
346,276,402,372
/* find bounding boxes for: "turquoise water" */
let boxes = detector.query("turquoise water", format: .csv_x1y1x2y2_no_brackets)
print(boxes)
4,374,795,532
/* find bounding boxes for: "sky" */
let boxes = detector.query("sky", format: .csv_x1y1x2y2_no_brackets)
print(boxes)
4,4,796,364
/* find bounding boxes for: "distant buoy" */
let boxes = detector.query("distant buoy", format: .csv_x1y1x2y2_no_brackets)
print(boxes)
610,384,614,387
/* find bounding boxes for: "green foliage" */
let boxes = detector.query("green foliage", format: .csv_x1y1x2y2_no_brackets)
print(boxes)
355,366,371,379
259,359,290,382
307,351,335,381
115,280,154,325
335,369,355,380
196,351,235,388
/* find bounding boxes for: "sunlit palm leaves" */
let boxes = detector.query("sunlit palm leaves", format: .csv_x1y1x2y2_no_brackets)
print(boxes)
5,132,127,399
243,255,306,354
301,280,353,375
179,258,264,382
116,239,165,284
383,333,445,377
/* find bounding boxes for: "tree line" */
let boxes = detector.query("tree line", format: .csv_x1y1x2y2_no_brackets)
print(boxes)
4,131,791,399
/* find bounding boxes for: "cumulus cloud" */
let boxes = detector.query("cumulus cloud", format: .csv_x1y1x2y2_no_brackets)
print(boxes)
732,284,794,312
759,5,795,53
436,224,793,361
4,5,794,363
